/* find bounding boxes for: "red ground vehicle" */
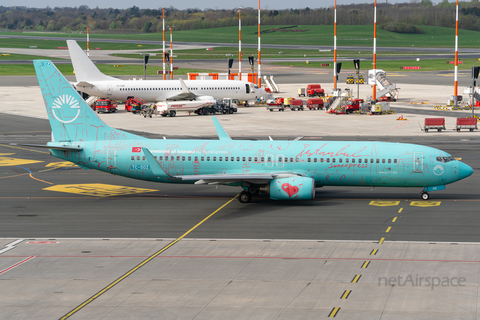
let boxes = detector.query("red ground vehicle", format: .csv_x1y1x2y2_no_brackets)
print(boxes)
94,99,117,113
306,84,325,97
125,97,147,114
306,98,324,110
289,98,304,111
343,99,364,114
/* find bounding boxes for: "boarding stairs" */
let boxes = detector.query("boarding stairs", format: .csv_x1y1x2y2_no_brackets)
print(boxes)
85,96,101,106
263,75,280,93
324,96,342,112
367,72,399,101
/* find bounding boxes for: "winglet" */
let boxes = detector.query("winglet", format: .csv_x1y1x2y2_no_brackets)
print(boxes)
212,117,231,140
179,78,190,94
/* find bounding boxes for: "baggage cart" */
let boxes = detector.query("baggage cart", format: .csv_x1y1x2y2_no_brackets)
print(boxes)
424,118,445,132
456,118,477,132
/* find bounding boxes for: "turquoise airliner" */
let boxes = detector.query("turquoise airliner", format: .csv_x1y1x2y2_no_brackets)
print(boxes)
31,60,472,203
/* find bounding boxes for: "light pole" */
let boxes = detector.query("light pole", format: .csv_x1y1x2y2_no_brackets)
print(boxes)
238,7,243,80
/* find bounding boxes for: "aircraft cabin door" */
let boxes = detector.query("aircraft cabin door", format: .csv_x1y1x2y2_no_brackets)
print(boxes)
245,84,250,94
413,152,423,173
276,155,284,168
107,149,116,168
107,85,113,96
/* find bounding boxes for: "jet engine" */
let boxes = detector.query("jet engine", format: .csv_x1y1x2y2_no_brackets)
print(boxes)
196,96,215,102
260,176,316,200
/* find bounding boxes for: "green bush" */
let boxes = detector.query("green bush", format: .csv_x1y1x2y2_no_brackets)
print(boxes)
380,22,423,34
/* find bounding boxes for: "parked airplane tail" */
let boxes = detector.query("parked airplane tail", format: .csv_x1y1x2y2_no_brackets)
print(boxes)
33,60,143,143
66,40,119,82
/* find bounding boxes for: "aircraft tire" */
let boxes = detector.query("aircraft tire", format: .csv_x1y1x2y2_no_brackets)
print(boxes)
421,192,429,200
239,191,252,203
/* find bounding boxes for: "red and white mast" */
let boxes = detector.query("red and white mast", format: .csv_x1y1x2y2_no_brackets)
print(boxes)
334,0,337,90
239,7,242,80
170,26,173,80
86,26,90,57
454,0,459,98
373,0,377,101
163,8,166,80
257,0,261,87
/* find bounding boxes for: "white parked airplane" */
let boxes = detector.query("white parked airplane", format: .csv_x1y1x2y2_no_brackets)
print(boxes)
67,40,266,103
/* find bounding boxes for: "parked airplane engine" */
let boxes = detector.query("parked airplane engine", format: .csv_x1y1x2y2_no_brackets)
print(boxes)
196,95,215,102
261,177,316,200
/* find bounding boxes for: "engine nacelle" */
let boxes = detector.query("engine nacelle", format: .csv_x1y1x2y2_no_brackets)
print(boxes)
196,95,215,102
266,177,316,200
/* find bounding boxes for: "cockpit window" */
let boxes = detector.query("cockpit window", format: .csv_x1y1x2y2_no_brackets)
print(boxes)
436,156,455,163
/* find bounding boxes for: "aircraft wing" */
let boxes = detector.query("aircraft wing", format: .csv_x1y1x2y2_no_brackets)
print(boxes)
141,147,302,185
165,78,204,101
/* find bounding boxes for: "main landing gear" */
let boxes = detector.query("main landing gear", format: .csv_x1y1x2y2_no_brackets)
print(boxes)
238,186,260,203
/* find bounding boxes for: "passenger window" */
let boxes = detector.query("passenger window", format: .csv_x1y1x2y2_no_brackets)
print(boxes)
176,156,180,161
242,157,246,161
296,158,299,162
225,157,228,161
248,157,251,161
182,156,185,161
352,159,355,163
261,157,264,162
131,156,134,160
346,158,349,163
320,158,324,162
332,158,336,163
213,157,216,161
376,159,379,163
326,158,330,163
154,156,157,160
382,159,385,163
195,156,198,161
142,156,146,160
159,156,163,160
137,156,140,160
308,158,311,162
339,158,342,163
201,157,204,161
267,157,272,162
207,157,210,161
219,157,222,161
370,159,374,163
237,157,240,161
388,159,391,163
254,157,258,162
188,156,191,161
285,158,289,163
314,158,317,162
290,157,293,162
231,157,235,161
394,159,397,163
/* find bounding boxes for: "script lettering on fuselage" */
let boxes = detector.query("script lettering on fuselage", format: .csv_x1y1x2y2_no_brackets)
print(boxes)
296,143,369,158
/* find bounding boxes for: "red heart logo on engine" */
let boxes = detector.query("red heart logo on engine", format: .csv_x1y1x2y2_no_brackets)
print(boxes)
281,183,299,198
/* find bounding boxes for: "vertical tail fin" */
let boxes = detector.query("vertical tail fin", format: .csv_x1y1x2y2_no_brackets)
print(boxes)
34,60,143,143
66,40,119,82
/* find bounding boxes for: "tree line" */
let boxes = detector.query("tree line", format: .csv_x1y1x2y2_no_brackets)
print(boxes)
1,2,480,33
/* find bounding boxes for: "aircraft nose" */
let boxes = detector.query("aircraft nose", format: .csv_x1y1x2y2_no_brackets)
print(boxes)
459,162,473,180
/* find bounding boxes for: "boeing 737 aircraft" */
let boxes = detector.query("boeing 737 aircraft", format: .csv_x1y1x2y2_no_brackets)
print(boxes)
66,40,265,103
30,60,472,203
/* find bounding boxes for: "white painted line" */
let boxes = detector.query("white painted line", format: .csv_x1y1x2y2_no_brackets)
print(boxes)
0,256,35,275
0,239,25,255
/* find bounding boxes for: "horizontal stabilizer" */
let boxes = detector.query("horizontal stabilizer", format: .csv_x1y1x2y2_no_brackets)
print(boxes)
13,143,83,151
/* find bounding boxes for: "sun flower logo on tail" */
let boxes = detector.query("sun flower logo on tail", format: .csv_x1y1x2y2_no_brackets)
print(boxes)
51,94,80,123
